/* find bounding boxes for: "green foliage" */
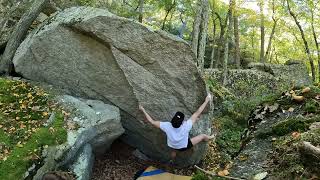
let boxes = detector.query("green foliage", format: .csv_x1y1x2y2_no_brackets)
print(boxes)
304,99,319,113
191,171,209,180
272,116,320,136
216,127,242,156
77,0,96,6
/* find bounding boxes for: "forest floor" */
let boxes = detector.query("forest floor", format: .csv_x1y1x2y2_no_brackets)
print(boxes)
91,140,196,180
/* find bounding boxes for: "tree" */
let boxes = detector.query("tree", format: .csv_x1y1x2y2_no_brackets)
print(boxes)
191,0,210,72
265,0,279,62
308,0,320,82
161,0,176,30
287,0,316,81
197,0,210,72
138,0,144,22
0,0,49,75
191,0,204,58
222,0,233,85
259,0,265,63
233,0,240,69
209,2,218,69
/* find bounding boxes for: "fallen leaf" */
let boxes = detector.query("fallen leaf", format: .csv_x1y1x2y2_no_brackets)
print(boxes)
27,93,32,98
253,172,268,180
16,142,23,148
239,154,248,161
301,87,311,93
217,169,229,176
288,107,294,112
292,132,300,139
42,112,49,116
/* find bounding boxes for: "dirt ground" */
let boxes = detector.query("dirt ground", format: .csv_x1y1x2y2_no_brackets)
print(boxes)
91,140,195,180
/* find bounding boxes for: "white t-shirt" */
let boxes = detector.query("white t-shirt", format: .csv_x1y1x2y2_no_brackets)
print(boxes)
159,119,193,149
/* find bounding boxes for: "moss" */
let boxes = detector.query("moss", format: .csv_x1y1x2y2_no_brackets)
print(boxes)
301,128,320,146
0,78,67,179
0,112,67,180
272,116,320,136
304,99,319,114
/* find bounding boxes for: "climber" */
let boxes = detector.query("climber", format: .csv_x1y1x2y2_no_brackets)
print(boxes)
138,94,214,160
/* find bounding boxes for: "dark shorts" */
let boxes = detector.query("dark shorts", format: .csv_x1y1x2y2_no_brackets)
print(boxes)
174,138,193,152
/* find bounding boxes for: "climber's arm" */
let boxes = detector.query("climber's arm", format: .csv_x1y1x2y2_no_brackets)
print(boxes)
139,105,160,128
190,94,211,124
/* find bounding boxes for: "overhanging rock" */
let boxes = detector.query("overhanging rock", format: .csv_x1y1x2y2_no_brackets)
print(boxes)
13,7,210,166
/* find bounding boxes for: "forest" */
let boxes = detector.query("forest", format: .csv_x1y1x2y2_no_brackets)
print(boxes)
0,0,320,180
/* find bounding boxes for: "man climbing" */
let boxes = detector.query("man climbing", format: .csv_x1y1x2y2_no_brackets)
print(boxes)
138,94,214,160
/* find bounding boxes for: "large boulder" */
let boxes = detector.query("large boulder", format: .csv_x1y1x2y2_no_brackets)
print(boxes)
13,7,210,166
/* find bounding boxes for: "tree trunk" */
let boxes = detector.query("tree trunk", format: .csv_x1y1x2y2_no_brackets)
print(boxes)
228,1,235,65
161,1,176,30
138,0,144,23
287,0,316,81
311,10,320,82
178,13,186,38
0,2,21,43
259,1,265,63
210,18,217,68
191,0,203,58
197,0,209,72
215,12,227,68
265,0,278,62
251,27,256,61
234,15,240,69
265,20,277,62
223,2,233,86
0,0,49,75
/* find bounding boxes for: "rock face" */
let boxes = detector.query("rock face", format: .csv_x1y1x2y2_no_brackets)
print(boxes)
206,62,312,98
13,7,210,165
34,95,123,180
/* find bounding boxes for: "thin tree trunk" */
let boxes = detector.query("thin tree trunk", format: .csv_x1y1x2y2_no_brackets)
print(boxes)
223,1,233,86
270,46,275,63
234,15,240,68
265,0,278,62
228,1,235,65
191,0,203,58
251,27,255,61
138,0,144,23
0,2,21,43
197,0,209,72
210,18,217,68
311,9,320,82
0,0,49,75
265,20,277,62
161,1,176,30
287,0,316,81
178,13,186,38
215,12,227,68
259,1,265,63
